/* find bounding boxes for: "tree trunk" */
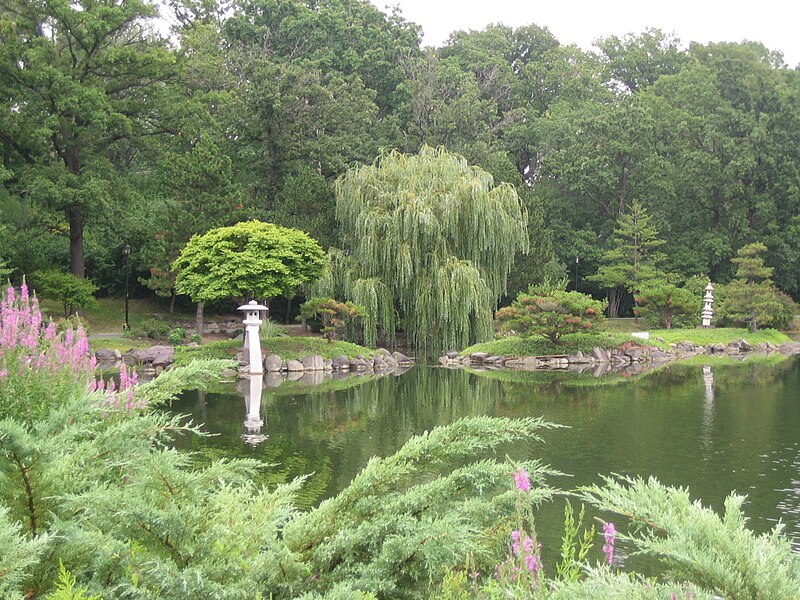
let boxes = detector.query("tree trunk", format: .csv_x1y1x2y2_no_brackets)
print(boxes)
195,301,204,338
67,206,85,278
285,296,293,324
608,287,623,318
169,289,176,313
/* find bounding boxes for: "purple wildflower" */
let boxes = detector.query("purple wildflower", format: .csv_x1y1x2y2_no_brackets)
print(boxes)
603,522,616,565
514,468,531,492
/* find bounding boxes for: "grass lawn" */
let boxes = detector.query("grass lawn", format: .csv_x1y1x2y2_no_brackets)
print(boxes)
647,328,790,349
462,332,633,357
463,327,792,358
38,296,196,334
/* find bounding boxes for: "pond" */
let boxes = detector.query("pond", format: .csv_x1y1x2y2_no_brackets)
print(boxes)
171,356,800,558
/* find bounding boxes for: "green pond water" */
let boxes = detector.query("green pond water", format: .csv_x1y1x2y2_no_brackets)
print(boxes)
171,357,800,560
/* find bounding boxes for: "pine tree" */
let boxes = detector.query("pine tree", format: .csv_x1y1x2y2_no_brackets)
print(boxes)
589,201,666,317
721,242,795,331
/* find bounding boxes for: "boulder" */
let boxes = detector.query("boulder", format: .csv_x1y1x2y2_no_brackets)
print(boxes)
332,355,351,370
264,354,283,372
286,359,304,372
623,346,643,361
301,354,324,371
592,347,610,363
737,339,753,352
132,345,174,368
350,357,367,370
95,349,120,362
469,352,489,362
392,351,414,366
375,348,392,358
446,350,460,359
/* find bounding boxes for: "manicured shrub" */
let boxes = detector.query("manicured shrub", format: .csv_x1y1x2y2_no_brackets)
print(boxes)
496,290,607,344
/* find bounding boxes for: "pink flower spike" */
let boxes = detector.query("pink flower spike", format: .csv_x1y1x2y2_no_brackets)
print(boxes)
514,468,531,492
603,522,616,565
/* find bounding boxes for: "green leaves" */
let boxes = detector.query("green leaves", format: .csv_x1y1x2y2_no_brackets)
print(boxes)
579,475,800,600
329,146,529,353
172,220,326,303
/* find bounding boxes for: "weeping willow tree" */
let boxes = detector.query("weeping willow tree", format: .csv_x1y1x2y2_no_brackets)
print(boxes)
318,146,529,353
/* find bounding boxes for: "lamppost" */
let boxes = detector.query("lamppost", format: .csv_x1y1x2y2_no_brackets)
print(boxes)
122,244,131,331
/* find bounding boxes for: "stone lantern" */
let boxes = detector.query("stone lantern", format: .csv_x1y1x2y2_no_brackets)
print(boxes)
701,283,714,328
238,300,268,374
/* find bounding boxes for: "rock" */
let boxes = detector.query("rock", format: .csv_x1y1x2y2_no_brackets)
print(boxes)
301,354,324,371
649,349,670,360
520,356,539,370
350,358,367,370
392,351,414,366
469,352,489,362
738,339,753,352
711,343,727,353
323,359,333,370
95,349,120,361
332,355,350,370
130,345,174,368
484,355,503,364
438,356,449,366
286,370,303,382
755,342,768,352
623,346,643,361
264,354,283,372
373,357,387,370
375,348,392,357
592,347,610,363
286,359,304,372
676,341,696,352
446,350,460,359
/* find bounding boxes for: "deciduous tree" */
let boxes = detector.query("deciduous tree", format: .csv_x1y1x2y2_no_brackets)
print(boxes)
320,146,529,352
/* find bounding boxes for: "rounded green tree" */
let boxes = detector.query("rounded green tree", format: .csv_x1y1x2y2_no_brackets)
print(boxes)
320,146,529,352
173,221,326,331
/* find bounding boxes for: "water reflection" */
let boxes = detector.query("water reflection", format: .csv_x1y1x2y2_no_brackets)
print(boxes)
171,357,800,551
701,365,715,448
239,375,267,446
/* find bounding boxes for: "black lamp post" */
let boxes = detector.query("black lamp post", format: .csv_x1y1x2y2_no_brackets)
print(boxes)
122,244,131,331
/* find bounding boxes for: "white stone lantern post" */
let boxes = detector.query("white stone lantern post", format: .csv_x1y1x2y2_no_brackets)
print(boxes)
238,300,268,374
701,283,714,328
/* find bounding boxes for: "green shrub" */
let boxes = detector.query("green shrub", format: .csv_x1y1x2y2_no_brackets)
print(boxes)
299,297,367,343
190,333,202,344
137,317,171,339
496,291,607,344
30,270,97,316
635,283,698,329
168,327,186,345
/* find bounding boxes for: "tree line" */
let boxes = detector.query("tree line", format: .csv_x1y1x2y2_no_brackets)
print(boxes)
2,0,799,316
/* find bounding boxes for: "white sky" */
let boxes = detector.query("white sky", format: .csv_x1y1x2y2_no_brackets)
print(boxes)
372,0,800,68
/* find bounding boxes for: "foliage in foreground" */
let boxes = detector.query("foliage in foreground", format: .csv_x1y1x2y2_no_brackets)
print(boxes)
3,285,800,599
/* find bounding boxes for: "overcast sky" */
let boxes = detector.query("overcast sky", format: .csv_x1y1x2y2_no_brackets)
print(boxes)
371,0,800,68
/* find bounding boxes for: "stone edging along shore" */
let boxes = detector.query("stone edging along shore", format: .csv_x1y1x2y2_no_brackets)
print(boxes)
440,339,800,371
94,345,415,377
